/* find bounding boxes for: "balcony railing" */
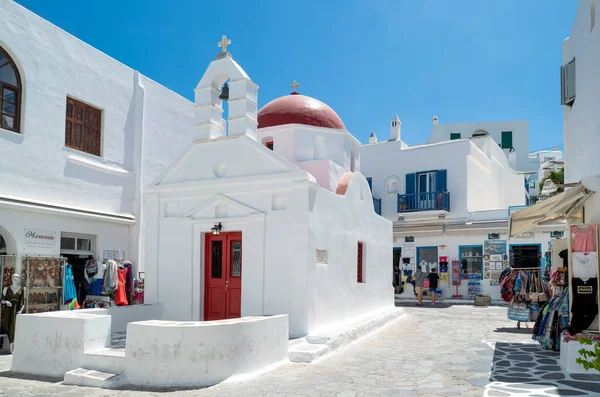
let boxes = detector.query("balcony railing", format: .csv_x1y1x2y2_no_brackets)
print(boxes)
398,191,450,213
529,194,553,205
373,197,381,215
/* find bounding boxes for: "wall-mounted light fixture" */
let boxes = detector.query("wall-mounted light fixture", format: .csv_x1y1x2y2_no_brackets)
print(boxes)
211,222,222,236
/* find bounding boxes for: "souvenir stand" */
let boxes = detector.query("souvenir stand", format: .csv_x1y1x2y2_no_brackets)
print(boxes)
501,267,548,329
21,256,66,313
0,255,16,351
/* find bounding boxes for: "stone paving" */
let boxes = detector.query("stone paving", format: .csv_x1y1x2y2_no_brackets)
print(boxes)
1,303,600,396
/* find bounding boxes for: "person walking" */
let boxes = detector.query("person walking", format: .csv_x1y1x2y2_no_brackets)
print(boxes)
427,267,440,305
393,265,401,294
412,266,425,306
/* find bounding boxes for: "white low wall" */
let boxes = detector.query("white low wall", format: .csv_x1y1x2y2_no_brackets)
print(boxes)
560,338,596,374
125,314,289,387
108,304,163,334
11,310,111,378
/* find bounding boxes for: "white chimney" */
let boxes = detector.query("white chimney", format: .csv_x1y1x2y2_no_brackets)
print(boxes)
390,114,401,141
508,147,517,169
369,132,377,144
432,116,439,125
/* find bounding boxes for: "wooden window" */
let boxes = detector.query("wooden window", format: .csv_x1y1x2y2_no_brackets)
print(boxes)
357,242,364,283
0,46,22,133
65,97,102,156
265,141,274,150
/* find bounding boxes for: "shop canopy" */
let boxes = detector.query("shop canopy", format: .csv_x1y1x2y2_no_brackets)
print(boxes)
509,183,594,238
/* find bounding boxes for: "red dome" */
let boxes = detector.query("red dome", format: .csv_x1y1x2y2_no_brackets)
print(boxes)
257,93,346,130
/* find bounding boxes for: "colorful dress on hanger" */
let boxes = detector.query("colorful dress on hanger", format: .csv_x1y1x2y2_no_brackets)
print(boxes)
1,286,24,342
115,267,128,306
63,264,77,305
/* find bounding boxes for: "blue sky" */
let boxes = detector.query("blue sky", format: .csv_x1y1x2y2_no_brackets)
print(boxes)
17,0,577,150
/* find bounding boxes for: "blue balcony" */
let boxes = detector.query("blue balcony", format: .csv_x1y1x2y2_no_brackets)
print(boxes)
398,191,450,213
373,197,381,215
529,194,553,205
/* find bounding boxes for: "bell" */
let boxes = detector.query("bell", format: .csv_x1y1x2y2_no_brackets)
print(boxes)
219,83,229,101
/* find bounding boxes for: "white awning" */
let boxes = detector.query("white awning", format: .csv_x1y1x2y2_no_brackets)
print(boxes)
509,183,594,238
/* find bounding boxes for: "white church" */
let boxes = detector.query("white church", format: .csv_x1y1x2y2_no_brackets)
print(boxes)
143,37,393,338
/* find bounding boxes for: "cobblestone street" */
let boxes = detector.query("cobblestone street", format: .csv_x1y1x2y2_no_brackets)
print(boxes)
1,304,600,396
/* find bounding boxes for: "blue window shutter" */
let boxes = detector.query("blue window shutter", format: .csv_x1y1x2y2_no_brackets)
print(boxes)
366,177,372,192
405,173,416,194
435,170,447,192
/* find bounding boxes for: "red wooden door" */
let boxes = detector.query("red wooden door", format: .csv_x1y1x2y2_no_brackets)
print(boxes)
204,232,242,321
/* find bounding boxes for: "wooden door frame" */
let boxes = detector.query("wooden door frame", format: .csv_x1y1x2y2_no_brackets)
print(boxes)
203,231,242,321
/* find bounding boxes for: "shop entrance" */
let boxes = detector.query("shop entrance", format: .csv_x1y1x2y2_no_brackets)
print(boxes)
60,233,96,305
510,244,542,268
204,232,242,321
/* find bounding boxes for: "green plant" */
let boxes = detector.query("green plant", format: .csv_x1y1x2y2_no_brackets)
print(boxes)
540,168,565,194
576,337,600,372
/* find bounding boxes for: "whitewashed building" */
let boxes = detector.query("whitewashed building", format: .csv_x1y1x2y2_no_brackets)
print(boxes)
427,117,532,172
362,117,559,300
143,47,393,337
0,0,193,273
527,149,564,195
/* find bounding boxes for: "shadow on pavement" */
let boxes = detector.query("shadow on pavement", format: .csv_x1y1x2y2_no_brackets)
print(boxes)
487,341,600,395
493,327,532,335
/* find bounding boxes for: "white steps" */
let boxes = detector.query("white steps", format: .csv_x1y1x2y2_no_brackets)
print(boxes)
82,347,125,373
63,368,125,389
288,308,404,363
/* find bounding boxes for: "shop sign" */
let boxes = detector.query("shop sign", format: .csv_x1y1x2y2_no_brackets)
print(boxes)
103,250,125,261
403,243,415,258
24,229,57,254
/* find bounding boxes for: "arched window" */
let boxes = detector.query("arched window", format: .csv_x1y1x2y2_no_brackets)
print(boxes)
0,46,21,133
386,176,399,194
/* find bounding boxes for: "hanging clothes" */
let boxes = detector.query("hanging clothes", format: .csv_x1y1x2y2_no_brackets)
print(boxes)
124,261,134,304
103,260,119,294
63,264,77,305
570,225,597,252
115,267,128,306
532,288,569,351
1,286,25,343
568,278,598,334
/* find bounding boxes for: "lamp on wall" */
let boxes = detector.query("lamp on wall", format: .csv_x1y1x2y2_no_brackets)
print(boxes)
211,222,222,236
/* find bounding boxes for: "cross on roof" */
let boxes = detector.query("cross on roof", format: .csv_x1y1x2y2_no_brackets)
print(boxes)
291,80,300,93
218,35,231,53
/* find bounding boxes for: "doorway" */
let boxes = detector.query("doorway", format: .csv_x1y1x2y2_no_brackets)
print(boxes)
204,232,242,321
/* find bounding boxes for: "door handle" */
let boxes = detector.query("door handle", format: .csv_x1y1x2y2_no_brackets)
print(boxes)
225,280,229,291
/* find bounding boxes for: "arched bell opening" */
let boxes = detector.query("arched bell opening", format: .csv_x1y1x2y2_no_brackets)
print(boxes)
219,79,231,136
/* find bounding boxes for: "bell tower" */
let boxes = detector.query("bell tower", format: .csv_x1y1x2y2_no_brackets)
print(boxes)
193,35,259,141
390,114,401,141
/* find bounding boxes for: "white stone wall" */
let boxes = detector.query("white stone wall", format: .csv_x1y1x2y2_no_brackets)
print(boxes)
125,315,289,387
308,174,393,335
11,310,111,378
